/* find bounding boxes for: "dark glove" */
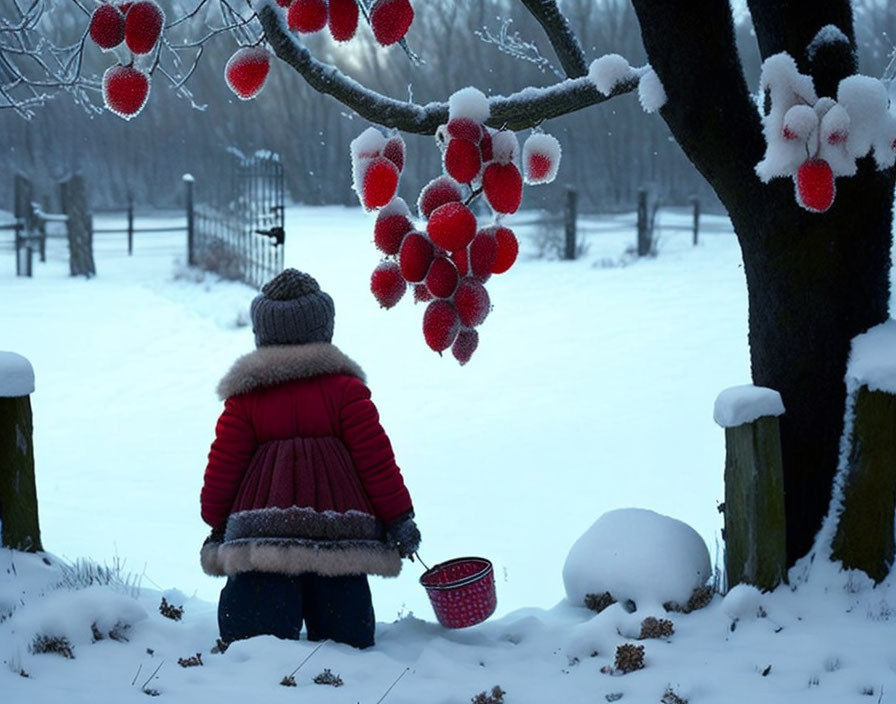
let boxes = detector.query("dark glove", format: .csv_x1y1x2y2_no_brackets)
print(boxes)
385,513,421,558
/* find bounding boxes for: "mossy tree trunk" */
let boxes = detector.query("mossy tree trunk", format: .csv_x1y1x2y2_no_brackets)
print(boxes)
0,394,42,552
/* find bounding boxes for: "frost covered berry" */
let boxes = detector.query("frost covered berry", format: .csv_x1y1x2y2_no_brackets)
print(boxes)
124,0,164,55
425,255,459,299
288,0,328,33
374,212,413,255
795,158,835,213
452,328,479,366
361,156,400,210
522,133,562,185
225,47,271,101
423,300,460,352
103,64,150,120
482,162,523,214
370,0,414,46
417,175,463,219
398,231,434,283
469,229,497,280
454,277,490,328
427,202,477,253
480,130,494,163
444,138,482,184
383,135,405,173
446,117,483,142
327,0,359,42
451,247,469,277
491,227,518,274
370,261,407,309
413,283,433,303
89,5,125,50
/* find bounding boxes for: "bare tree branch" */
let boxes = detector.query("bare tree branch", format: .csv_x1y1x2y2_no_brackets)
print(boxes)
257,0,636,134
517,0,588,78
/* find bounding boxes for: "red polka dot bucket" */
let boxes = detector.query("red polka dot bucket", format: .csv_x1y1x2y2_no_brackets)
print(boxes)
419,556,497,629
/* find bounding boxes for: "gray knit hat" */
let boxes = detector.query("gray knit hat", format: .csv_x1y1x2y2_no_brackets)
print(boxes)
250,269,335,347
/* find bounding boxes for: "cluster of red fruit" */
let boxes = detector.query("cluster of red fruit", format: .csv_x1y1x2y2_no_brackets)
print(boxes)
88,1,164,119
354,103,560,365
283,0,414,46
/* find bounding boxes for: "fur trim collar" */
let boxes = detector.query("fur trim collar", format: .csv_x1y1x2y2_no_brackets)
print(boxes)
217,343,365,399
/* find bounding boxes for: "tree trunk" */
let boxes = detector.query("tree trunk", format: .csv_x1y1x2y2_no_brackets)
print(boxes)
0,395,42,552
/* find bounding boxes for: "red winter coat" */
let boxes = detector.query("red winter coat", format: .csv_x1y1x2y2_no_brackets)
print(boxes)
200,343,413,578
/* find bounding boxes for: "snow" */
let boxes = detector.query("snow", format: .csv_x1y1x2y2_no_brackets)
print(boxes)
637,67,667,114
836,74,890,161
713,385,785,428
521,132,561,185
846,319,896,394
349,126,387,204
1,204,895,702
587,54,636,95
490,129,519,165
806,24,851,62
720,583,764,622
562,508,711,613
447,86,490,124
0,350,35,397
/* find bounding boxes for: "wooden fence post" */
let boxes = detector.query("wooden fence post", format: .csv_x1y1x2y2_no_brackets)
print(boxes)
691,196,700,246
715,385,787,591
184,174,196,266
60,174,96,278
0,352,42,552
564,187,578,260
636,188,650,257
830,321,896,582
14,175,32,277
127,192,135,255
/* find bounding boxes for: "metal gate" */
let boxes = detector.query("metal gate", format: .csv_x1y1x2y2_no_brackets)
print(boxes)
193,150,285,289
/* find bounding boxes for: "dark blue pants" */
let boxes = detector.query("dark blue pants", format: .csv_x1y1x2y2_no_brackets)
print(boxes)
218,572,375,649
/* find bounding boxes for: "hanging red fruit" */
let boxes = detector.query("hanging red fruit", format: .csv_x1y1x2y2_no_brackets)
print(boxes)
328,0,359,41
427,202,477,253
225,47,271,101
102,64,150,120
123,0,164,55
370,261,407,309
423,300,461,352
452,328,479,366
795,158,835,213
89,4,125,50
370,0,414,46
491,227,518,274
361,156,400,210
454,277,491,328
482,162,523,214
288,0,328,33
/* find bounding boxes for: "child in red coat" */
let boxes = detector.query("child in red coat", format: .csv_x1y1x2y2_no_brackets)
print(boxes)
200,268,419,648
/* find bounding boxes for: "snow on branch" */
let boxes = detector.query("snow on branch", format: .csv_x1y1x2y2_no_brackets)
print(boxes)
257,1,637,135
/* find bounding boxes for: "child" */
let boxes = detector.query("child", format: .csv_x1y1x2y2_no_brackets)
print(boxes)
200,268,419,649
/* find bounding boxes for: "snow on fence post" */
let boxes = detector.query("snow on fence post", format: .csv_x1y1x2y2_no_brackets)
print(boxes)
184,174,196,266
564,186,578,260
714,385,787,591
0,352,42,552
830,321,896,583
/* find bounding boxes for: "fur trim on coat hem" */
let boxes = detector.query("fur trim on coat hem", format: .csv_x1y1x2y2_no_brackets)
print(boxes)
200,538,402,578
217,343,366,400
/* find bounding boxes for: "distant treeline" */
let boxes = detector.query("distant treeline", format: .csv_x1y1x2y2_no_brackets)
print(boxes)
2,0,894,214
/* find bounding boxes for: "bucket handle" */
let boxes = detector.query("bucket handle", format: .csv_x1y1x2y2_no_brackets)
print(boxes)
413,551,430,572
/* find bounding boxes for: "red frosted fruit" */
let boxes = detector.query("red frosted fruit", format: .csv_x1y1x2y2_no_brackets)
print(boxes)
103,64,150,120
795,158,835,213
454,277,490,328
398,231,434,283
480,131,493,163
451,247,469,277
491,226,518,274
469,229,497,279
425,255,459,299
370,261,407,309
288,0,328,33
482,162,523,214
444,138,482,184
361,156,400,210
417,176,463,219
374,212,413,255
370,0,414,46
527,153,552,182
225,47,271,100
276,0,290,6
423,300,460,352
124,0,164,55
328,0,359,41
383,135,405,172
427,202,477,252
446,118,483,142
414,283,433,303
452,328,479,366
89,5,125,50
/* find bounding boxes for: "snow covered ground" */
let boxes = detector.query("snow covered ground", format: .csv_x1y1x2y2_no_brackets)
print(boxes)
1,204,895,703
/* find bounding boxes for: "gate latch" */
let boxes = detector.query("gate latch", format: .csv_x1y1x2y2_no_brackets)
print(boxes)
255,226,285,246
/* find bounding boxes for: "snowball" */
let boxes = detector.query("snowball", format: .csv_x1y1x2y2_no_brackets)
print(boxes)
721,583,763,620
713,385,785,428
817,103,855,176
378,195,412,219
490,129,519,165
846,319,896,394
350,126,387,205
637,67,666,114
837,74,889,159
562,508,711,611
448,87,490,124
0,351,34,397
522,133,561,185
782,104,818,141
588,54,636,95
759,53,817,112
806,24,851,63
872,112,896,170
